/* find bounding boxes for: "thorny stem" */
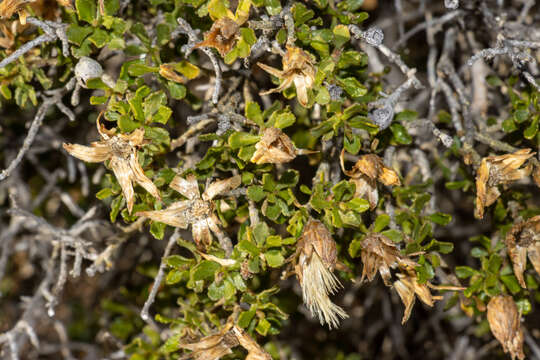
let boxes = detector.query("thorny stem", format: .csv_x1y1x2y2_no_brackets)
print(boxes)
141,229,180,325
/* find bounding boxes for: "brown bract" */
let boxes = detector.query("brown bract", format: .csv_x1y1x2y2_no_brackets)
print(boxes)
290,219,348,329
159,63,186,84
505,215,540,288
258,46,316,107
137,174,241,252
0,20,19,50
394,266,463,324
194,17,240,57
340,150,401,209
475,149,535,219
360,233,417,286
487,295,525,360
533,165,540,188
250,127,298,165
63,119,160,214
179,321,271,360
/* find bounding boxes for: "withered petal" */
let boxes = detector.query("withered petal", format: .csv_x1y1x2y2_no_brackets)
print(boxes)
192,219,212,250
527,243,540,282
487,295,525,360
110,157,135,214
136,201,191,228
170,174,200,200
259,75,295,97
63,142,111,163
293,74,310,107
394,276,415,324
474,159,490,219
257,62,284,79
379,167,401,186
129,153,161,201
202,175,241,201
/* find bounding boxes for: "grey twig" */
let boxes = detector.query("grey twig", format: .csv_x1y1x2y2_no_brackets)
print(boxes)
0,78,76,182
176,17,222,104
141,229,180,324
0,17,69,69
392,11,463,50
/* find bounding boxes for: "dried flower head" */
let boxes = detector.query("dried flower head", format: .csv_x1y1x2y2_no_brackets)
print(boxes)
137,174,241,251
292,218,348,329
340,149,401,209
258,46,316,107
194,17,240,57
487,295,525,360
505,215,540,288
0,0,34,24
360,233,417,286
394,266,463,324
63,117,160,214
250,127,314,165
475,149,535,219
179,321,271,360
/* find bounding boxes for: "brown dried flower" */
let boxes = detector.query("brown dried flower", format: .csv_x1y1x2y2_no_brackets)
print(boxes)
290,218,348,329
475,149,535,219
505,215,540,288
63,118,160,214
340,150,401,209
0,0,34,24
394,266,463,324
179,321,271,360
487,295,525,360
194,17,240,57
360,233,417,286
258,46,316,107
137,174,241,251
250,127,314,165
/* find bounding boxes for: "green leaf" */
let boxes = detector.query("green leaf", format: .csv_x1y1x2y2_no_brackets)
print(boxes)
76,0,97,24
264,250,284,267
292,3,314,25
238,239,260,256
390,123,412,144
255,318,272,336
128,63,158,76
428,212,452,226
192,260,220,281
372,214,390,232
338,77,367,98
167,82,186,100
238,309,256,328
333,24,350,48
345,198,370,213
246,101,264,126
228,132,260,149
247,185,266,202
501,275,521,295
150,221,166,240
67,25,93,46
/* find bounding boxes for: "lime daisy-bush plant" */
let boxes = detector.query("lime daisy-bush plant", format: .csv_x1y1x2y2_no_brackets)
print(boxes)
0,0,540,359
